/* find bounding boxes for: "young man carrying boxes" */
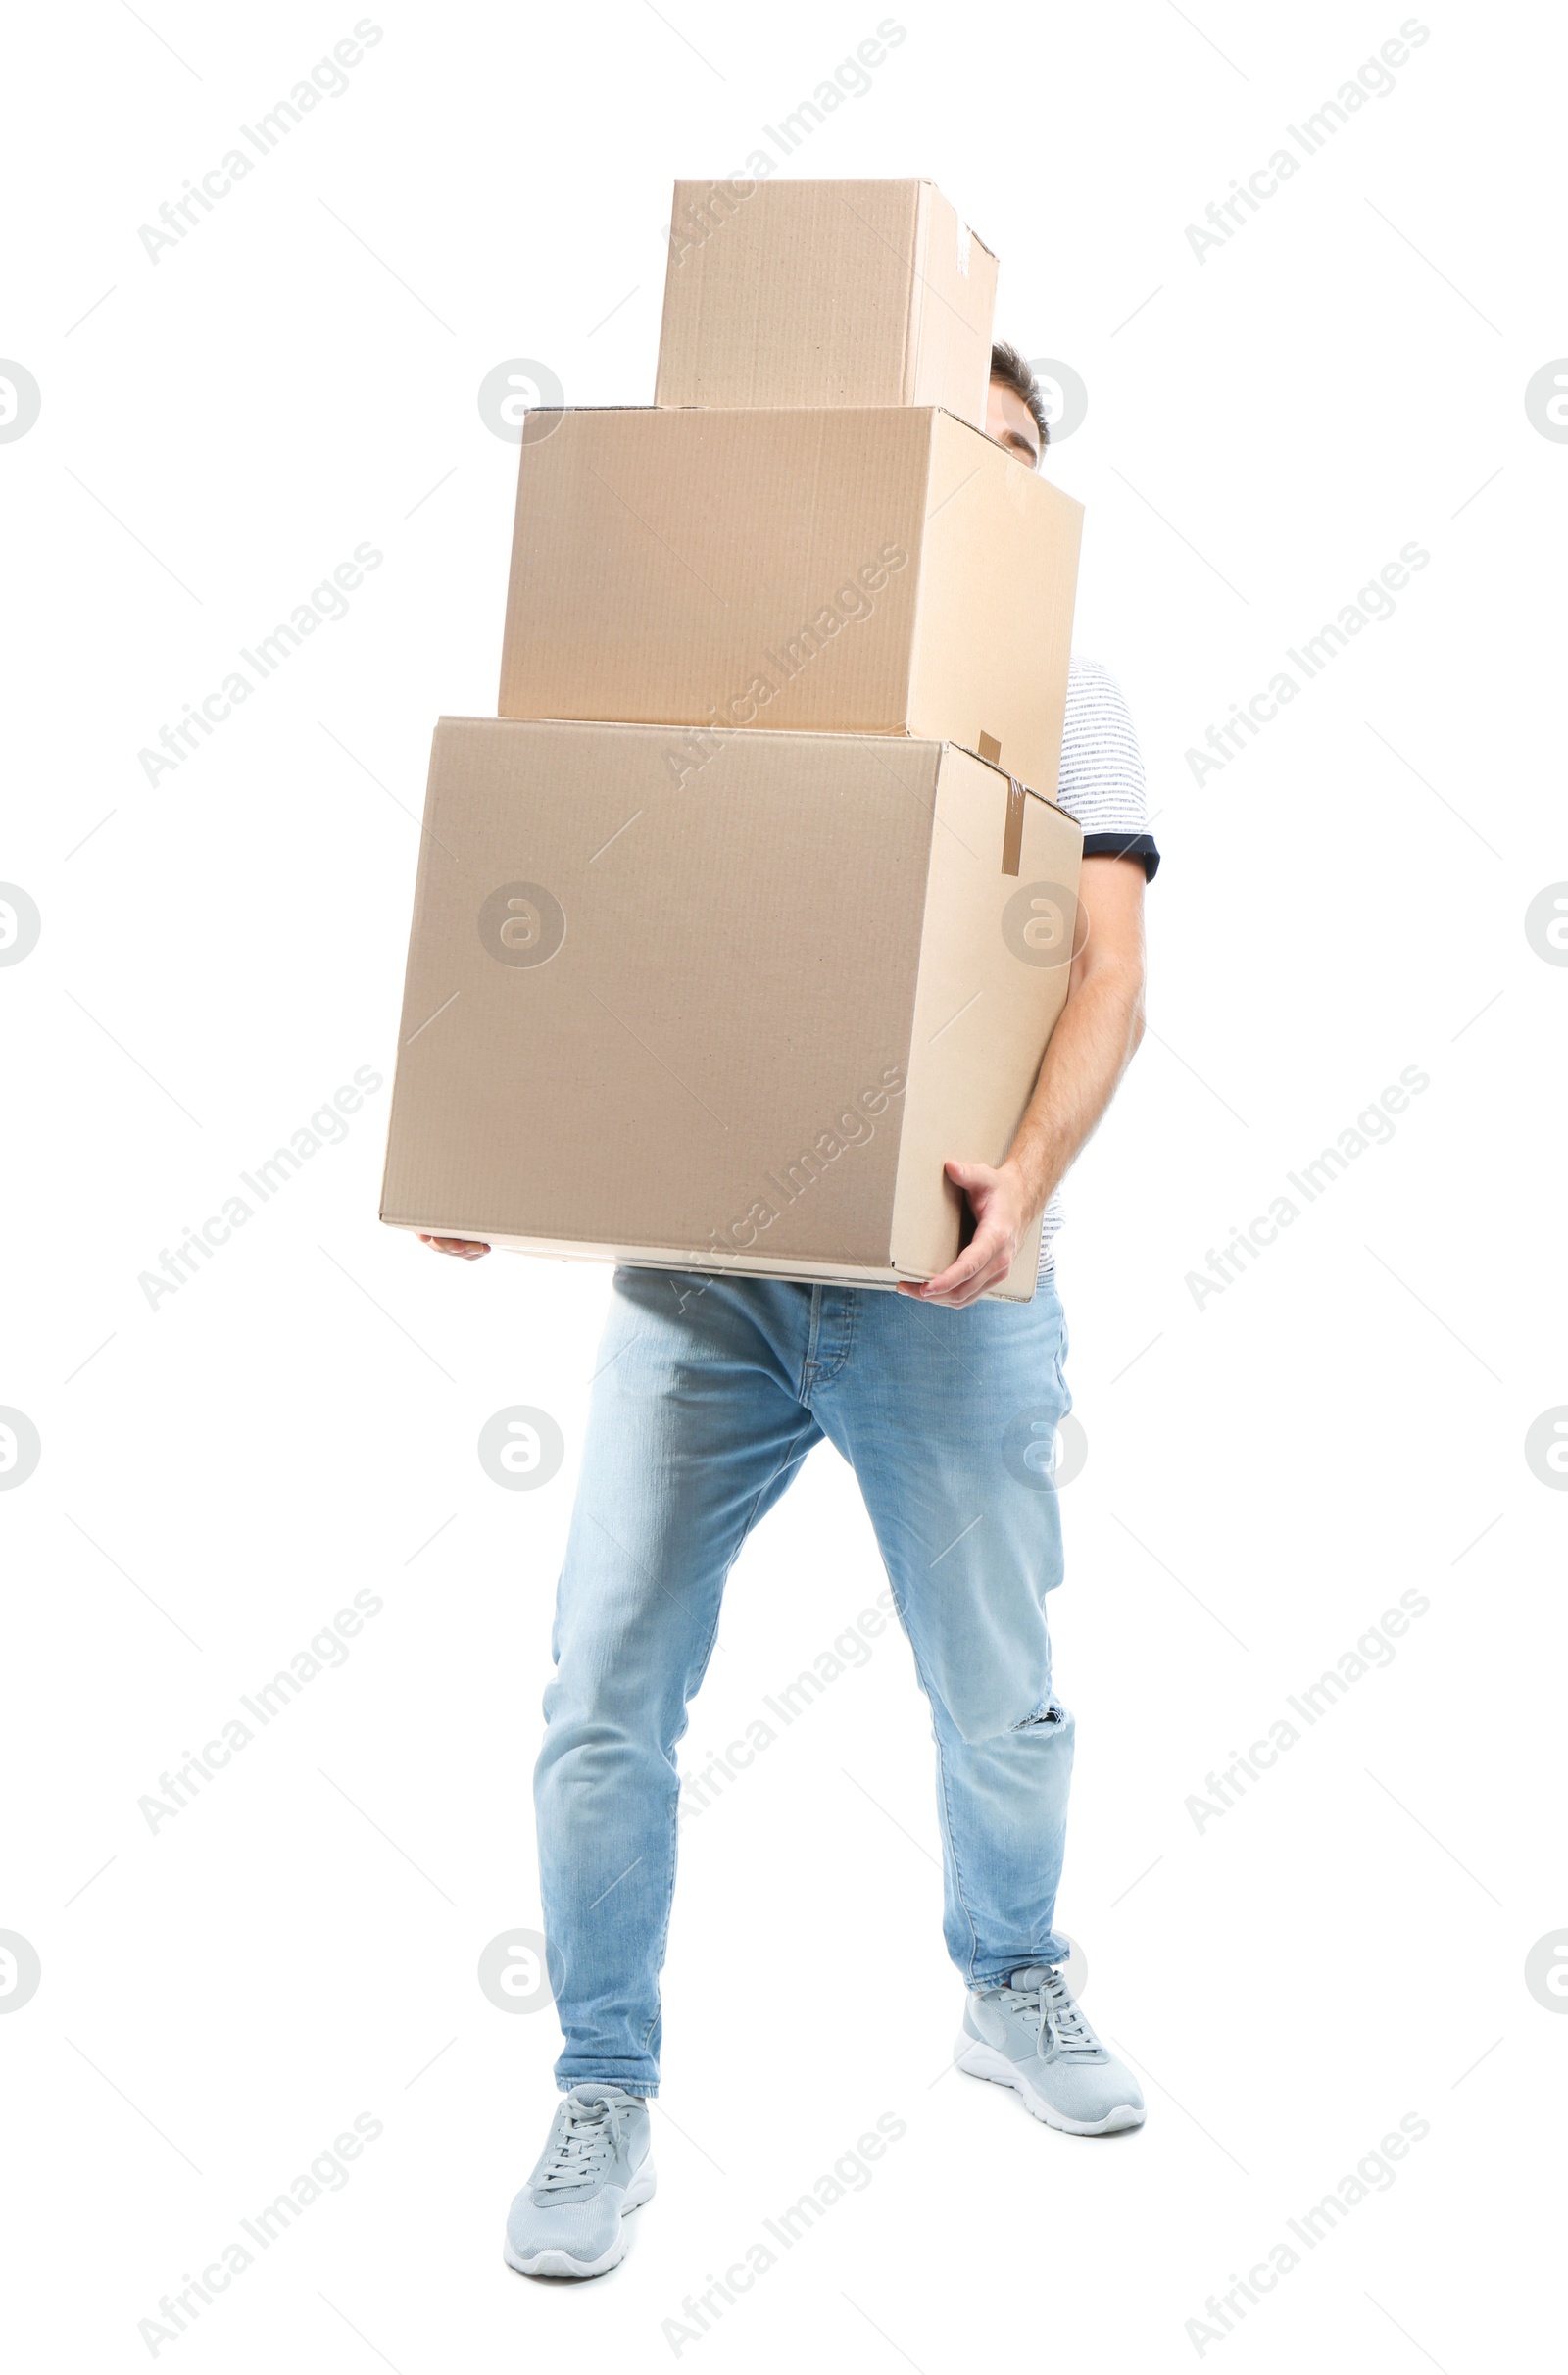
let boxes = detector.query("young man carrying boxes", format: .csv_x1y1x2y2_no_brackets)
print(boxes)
391,186,1160,2278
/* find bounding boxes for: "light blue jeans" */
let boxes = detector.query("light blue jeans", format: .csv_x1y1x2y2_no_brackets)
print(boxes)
535,1265,1076,2096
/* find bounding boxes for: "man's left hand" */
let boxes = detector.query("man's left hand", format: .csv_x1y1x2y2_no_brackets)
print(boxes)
898,1158,1033,1308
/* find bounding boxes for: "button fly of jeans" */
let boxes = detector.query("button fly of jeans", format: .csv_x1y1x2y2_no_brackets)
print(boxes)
806,1287,856,1384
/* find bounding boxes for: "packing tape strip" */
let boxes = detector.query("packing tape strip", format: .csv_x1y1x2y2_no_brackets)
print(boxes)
1002,777,1026,877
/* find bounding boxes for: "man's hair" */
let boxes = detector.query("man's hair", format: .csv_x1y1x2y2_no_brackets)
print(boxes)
990,341,1051,452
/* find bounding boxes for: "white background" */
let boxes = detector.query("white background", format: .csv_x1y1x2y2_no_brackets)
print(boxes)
3,0,1564,2366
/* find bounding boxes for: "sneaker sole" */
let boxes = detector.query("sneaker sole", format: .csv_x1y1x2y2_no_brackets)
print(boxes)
955,2039,1145,2136
503,2161,657,2279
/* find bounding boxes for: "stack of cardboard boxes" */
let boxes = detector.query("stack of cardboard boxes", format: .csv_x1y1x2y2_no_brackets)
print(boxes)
380,180,1085,1301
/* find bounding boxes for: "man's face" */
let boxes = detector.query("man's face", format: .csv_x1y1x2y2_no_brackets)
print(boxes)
985,377,1042,470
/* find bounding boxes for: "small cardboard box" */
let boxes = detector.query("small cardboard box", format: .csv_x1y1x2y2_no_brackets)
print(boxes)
379,719,1084,1300
499,405,1082,803
657,178,998,424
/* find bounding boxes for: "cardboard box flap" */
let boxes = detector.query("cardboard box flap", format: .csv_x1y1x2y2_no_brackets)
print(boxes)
906,182,998,419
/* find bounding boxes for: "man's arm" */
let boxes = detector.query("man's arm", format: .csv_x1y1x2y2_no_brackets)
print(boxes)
900,853,1148,1309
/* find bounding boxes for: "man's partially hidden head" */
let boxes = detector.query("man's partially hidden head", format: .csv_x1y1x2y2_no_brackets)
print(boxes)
987,341,1050,470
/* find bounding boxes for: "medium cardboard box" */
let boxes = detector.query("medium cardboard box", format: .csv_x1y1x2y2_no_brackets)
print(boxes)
657,178,998,424
499,405,1082,803
379,718,1084,1300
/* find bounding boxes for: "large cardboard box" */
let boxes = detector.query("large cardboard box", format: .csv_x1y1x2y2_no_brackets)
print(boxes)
379,719,1084,1300
657,178,998,424
499,406,1082,802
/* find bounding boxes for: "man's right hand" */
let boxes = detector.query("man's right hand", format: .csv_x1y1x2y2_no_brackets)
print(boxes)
418,1234,491,1261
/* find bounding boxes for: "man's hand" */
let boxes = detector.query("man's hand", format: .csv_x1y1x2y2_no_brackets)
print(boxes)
418,1234,491,1261
898,1157,1032,1308
900,854,1149,1314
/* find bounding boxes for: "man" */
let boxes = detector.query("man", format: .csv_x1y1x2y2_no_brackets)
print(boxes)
423,342,1160,2281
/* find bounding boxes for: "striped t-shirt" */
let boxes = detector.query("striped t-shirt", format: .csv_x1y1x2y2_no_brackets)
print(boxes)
1037,657,1159,1275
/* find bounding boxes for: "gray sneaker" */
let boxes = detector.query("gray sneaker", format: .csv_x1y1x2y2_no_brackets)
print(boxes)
956,1965,1146,2135
504,2084,656,2278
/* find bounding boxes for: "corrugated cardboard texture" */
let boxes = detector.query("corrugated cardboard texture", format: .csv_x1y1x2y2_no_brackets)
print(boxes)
380,719,942,1274
905,183,998,426
893,759,1084,1300
498,407,1082,798
657,178,997,423
499,406,923,739
910,415,1084,804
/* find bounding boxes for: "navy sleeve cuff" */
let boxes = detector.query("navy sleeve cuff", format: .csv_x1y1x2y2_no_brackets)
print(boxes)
1081,830,1160,882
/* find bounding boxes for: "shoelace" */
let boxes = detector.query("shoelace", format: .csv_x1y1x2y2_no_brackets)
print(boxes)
1007,1968,1104,2063
536,2091,627,2195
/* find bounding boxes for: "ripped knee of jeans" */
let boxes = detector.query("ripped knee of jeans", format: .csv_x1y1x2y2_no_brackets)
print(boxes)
1010,1697,1066,1732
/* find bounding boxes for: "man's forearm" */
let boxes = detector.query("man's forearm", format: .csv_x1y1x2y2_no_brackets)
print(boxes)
906,855,1148,1307
1004,964,1146,1224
